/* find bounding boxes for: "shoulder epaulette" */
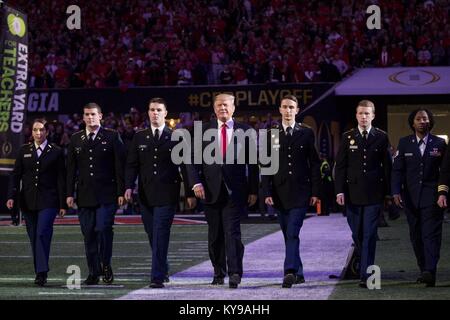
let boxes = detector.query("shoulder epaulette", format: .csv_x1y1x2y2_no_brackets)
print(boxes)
271,123,280,129
299,123,311,129
73,129,84,136
49,143,60,149
375,127,387,135
343,128,355,136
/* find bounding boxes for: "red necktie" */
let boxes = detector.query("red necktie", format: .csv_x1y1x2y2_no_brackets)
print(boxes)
221,123,228,159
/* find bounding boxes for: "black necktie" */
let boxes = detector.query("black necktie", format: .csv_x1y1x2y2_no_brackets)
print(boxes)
286,126,293,137
154,128,159,142
88,132,95,144
362,130,368,141
36,146,42,158
419,139,425,156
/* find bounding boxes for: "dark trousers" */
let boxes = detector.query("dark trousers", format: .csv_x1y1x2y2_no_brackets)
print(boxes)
320,181,334,214
346,203,381,280
277,207,307,276
204,184,245,278
140,203,175,282
23,208,58,274
78,204,116,277
404,204,444,275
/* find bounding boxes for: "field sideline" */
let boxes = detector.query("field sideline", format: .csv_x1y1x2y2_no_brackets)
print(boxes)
1,213,450,300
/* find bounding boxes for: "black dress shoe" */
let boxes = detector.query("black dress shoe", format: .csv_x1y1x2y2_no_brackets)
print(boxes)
211,276,225,285
295,275,305,284
416,273,424,283
359,280,368,288
377,217,389,228
149,281,164,288
282,273,296,288
164,274,170,283
229,274,241,289
83,275,100,285
422,271,435,287
35,273,47,287
102,265,114,284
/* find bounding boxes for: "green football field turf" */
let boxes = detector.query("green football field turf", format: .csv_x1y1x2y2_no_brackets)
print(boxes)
1,214,450,300
329,214,450,300
0,223,280,300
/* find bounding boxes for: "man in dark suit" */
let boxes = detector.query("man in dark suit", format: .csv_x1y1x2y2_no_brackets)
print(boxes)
262,95,321,288
334,100,392,288
124,97,196,288
392,108,447,287
66,103,125,285
7,119,66,286
187,93,259,288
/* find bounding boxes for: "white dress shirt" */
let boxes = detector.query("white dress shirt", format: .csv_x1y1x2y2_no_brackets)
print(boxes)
35,140,48,158
86,127,101,140
151,124,165,139
417,134,428,156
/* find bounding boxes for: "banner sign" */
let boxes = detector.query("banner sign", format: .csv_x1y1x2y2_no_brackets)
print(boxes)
27,83,334,114
0,4,28,173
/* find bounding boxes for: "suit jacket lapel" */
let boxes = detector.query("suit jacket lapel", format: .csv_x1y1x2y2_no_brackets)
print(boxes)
422,135,434,158
91,128,104,147
353,129,364,146
365,128,377,147
291,123,303,142
155,126,171,146
38,143,52,160
410,136,421,157
29,144,38,161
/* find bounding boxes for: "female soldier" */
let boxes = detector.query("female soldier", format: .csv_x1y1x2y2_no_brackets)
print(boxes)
7,119,66,286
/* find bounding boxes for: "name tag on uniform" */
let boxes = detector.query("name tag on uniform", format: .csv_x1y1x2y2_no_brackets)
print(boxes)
430,149,441,157
139,145,148,150
24,154,32,158
405,153,413,157
349,145,358,150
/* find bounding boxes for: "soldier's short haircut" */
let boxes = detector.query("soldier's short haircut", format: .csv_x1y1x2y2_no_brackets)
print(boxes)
149,97,167,110
408,107,435,132
84,102,102,113
32,118,49,131
357,100,375,113
281,94,298,106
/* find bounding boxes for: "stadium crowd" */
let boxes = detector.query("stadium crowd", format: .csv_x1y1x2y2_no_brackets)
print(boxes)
20,109,281,152
8,0,450,89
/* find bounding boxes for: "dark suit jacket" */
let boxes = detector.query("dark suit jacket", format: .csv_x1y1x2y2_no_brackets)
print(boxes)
8,142,66,211
67,127,125,207
334,127,392,206
186,120,259,207
125,126,193,207
261,123,321,210
392,134,447,209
